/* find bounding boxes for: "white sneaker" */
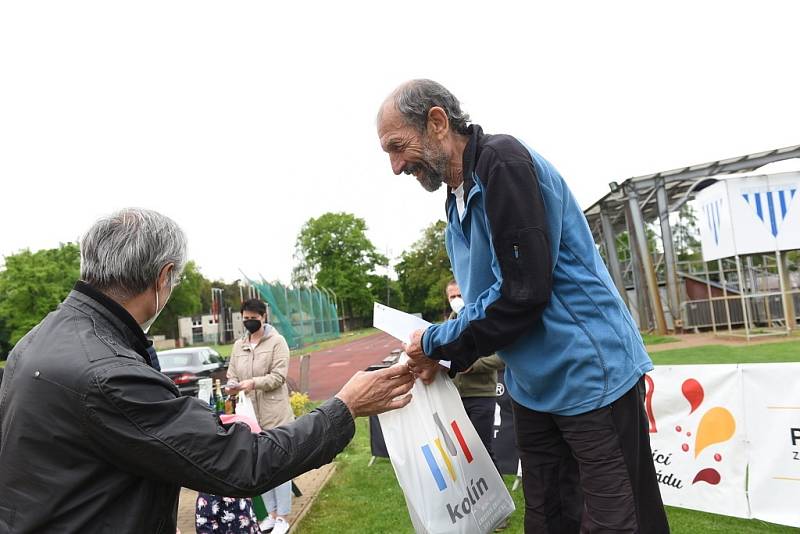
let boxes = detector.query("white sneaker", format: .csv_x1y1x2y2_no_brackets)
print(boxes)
259,516,275,532
272,517,290,534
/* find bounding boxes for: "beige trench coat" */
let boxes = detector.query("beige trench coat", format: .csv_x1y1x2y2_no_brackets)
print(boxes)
227,326,294,430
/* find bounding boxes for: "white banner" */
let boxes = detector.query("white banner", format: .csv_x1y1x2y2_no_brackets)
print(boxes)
741,364,800,528
696,172,800,261
697,180,736,261
645,365,749,518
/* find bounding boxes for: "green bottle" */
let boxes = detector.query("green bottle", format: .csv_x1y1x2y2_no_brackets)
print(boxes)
214,379,225,414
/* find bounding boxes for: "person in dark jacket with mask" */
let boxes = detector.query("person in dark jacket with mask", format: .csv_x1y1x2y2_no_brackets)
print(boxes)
446,280,504,465
0,208,413,533
447,280,510,532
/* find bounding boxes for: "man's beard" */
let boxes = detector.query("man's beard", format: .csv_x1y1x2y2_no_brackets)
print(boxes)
405,138,450,192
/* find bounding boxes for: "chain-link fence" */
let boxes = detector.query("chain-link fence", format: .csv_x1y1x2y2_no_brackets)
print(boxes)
251,281,340,349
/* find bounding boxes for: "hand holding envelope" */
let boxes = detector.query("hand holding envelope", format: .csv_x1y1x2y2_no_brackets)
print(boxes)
373,303,450,384
404,328,445,384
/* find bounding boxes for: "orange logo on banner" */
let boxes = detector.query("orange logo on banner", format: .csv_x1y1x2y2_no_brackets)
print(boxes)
695,407,736,458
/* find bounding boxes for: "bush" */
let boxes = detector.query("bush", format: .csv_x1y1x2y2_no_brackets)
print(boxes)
290,391,312,417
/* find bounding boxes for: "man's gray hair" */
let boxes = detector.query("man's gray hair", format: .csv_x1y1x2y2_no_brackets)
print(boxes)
391,79,471,135
80,208,187,300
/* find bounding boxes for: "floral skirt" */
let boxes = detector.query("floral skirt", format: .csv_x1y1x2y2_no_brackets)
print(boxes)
195,492,260,533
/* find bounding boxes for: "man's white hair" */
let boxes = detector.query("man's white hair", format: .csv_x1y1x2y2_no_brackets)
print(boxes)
80,208,187,300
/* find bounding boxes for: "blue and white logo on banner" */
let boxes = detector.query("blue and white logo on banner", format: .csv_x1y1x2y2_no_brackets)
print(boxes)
741,187,798,237
703,199,724,245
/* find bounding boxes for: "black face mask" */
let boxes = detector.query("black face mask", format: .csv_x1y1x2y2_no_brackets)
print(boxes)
243,319,262,334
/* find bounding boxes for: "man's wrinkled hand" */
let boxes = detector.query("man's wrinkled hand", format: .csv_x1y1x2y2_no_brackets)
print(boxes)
403,328,426,358
335,363,414,418
404,328,446,384
407,356,442,385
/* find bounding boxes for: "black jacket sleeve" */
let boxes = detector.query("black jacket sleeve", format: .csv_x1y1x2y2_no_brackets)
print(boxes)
427,138,552,367
83,361,354,497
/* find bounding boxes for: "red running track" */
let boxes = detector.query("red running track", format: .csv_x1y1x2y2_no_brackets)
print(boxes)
287,332,403,401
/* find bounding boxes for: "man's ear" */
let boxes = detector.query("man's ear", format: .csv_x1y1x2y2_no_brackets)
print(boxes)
427,106,450,139
158,263,175,290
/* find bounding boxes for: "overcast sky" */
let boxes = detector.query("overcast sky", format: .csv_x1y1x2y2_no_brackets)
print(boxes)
2,1,798,284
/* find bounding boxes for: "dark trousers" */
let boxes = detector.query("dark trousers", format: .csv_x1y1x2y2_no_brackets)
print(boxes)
462,396,498,467
513,379,669,534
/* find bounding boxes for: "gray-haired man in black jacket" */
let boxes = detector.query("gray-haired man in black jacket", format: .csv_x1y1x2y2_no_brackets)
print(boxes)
0,208,413,533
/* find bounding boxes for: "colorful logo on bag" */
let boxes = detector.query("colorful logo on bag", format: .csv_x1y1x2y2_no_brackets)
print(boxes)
420,412,474,492
741,187,797,237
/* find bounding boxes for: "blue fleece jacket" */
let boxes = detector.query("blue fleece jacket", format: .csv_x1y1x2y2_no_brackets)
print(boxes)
422,126,653,416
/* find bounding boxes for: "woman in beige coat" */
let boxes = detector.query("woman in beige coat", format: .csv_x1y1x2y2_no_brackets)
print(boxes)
227,298,294,534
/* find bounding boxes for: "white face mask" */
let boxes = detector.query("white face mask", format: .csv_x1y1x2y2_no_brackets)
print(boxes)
140,282,171,334
449,296,465,315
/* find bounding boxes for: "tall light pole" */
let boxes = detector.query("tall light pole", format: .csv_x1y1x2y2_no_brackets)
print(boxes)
211,287,224,344
385,245,392,306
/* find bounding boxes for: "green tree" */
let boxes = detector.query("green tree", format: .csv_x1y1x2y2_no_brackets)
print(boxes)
150,260,207,340
674,204,702,262
788,251,799,272
0,316,11,359
294,212,386,319
612,226,659,264
290,251,315,287
0,243,81,354
395,220,453,321
200,279,242,315
368,273,405,310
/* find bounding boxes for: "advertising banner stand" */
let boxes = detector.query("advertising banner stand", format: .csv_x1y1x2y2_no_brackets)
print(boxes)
741,364,800,528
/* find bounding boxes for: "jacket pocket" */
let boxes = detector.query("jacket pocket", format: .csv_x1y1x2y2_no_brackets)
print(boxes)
261,388,288,402
498,226,551,303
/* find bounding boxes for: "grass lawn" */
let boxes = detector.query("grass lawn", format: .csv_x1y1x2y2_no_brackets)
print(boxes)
650,340,800,365
207,343,234,358
642,333,680,345
0,360,5,368
298,341,800,534
298,418,444,534
298,420,799,534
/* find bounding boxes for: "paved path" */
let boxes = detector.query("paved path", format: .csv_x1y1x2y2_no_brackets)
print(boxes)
287,331,402,401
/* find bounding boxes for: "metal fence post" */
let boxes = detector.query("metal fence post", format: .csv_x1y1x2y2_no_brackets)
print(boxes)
299,353,311,394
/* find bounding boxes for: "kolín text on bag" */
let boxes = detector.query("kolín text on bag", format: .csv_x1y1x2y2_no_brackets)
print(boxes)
447,477,489,524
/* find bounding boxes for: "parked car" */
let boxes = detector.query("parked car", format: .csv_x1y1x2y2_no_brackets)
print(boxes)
158,347,228,397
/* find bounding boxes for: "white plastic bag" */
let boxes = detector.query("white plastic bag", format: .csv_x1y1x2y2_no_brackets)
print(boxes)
235,391,257,421
378,359,515,534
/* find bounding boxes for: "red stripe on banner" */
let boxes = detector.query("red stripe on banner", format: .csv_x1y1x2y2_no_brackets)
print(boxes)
451,421,473,463
644,374,657,433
